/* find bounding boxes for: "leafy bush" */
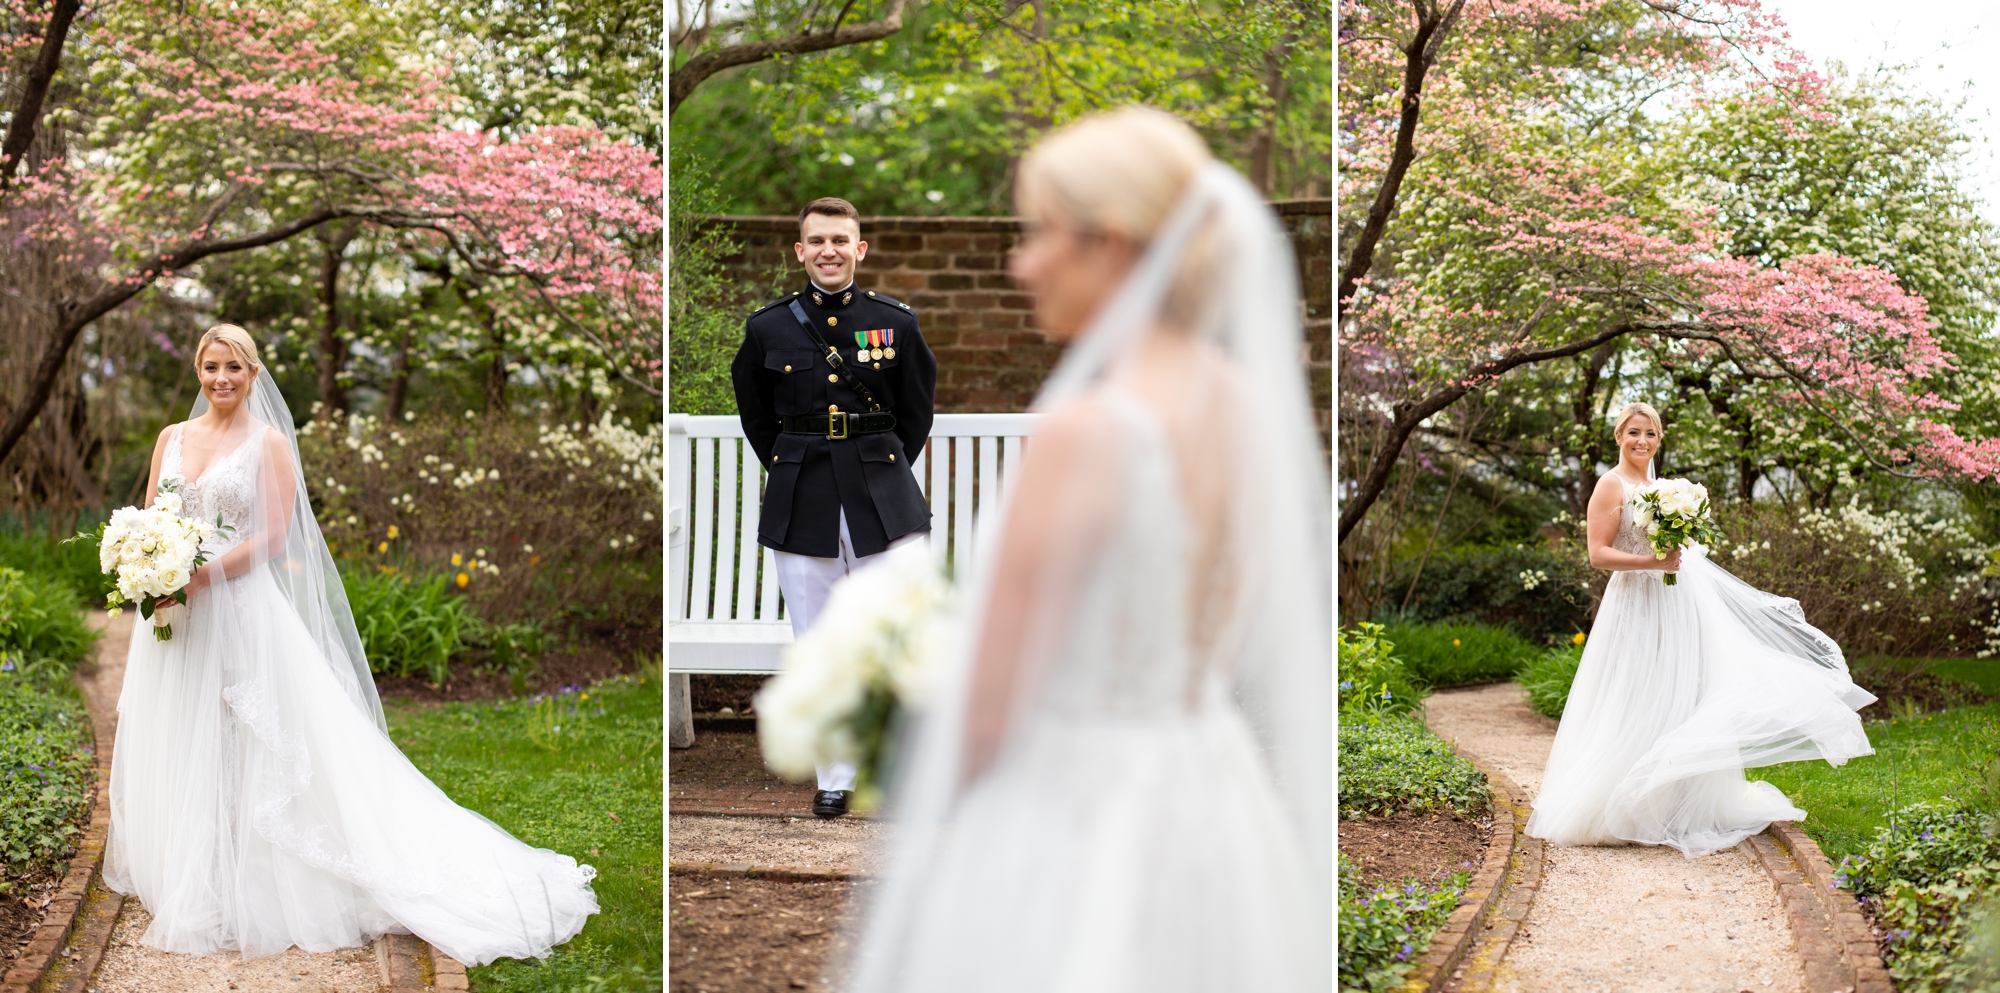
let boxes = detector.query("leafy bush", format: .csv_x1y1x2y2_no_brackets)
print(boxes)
1380,542,1594,643
0,529,112,605
0,673,93,878
301,410,661,641
0,567,97,675
1382,620,1541,687
1518,645,1583,720
1338,714,1490,820
1338,623,1424,719
1338,852,1469,992
342,567,480,684
1837,799,2000,993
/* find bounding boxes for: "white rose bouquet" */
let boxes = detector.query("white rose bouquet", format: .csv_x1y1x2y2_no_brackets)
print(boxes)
72,482,231,640
755,542,957,811
1630,477,1723,585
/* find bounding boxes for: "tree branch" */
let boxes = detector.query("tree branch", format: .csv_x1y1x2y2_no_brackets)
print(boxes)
667,0,910,116
0,209,352,467
0,0,83,189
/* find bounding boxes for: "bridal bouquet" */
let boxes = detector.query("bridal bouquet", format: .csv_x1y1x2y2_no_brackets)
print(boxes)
756,543,957,810
75,484,229,640
1630,478,1723,585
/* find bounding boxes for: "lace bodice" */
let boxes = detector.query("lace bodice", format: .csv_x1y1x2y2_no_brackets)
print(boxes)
160,424,258,553
1612,476,1654,557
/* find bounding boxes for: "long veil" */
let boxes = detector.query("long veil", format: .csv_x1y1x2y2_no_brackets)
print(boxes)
847,161,1333,984
190,366,383,731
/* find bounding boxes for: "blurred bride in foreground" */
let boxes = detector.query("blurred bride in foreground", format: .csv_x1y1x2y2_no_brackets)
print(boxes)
845,108,1332,991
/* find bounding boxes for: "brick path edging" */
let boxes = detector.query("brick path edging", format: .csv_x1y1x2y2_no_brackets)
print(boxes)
1749,822,1894,993
669,862,861,883
0,661,122,993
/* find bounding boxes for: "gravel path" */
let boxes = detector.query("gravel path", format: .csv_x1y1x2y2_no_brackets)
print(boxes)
669,814,886,874
1424,683,1811,993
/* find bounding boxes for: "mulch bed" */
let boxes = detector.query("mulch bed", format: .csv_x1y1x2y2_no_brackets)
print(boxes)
374,625,660,703
1340,808,1492,890
690,676,770,714
1848,660,1995,721
670,876,855,992
0,870,60,967
671,727,822,819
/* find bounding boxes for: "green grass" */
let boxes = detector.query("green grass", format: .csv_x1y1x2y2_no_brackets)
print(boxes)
1749,704,2000,861
1380,621,1542,688
384,667,663,992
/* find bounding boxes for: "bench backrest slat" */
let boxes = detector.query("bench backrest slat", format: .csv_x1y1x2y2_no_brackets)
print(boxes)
668,413,1041,624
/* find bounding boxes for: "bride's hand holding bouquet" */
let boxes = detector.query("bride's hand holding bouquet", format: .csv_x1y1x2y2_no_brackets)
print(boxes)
1630,478,1721,585
72,481,233,640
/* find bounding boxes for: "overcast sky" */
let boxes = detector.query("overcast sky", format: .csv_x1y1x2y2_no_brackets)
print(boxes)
1761,0,1999,221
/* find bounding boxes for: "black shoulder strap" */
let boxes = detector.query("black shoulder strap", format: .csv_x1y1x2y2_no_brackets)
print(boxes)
789,299,884,412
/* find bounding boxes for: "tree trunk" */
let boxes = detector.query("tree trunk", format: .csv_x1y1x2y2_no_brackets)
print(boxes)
0,0,82,188
384,325,412,423
315,223,360,419
668,0,911,116
1248,38,1291,196
483,304,507,415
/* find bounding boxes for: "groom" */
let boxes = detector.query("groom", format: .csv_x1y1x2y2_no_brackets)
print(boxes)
730,197,937,818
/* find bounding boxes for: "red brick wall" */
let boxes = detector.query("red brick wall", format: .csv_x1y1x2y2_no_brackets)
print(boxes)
705,200,1331,422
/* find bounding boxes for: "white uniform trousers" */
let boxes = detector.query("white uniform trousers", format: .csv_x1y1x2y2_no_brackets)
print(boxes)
772,508,921,792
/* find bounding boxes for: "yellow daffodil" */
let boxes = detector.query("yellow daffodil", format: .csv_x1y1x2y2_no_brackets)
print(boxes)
455,572,469,588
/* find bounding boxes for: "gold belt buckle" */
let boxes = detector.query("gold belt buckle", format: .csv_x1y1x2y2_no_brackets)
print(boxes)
827,411,849,440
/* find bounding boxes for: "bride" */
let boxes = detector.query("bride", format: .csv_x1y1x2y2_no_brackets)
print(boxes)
104,323,598,964
1525,401,1877,857
843,109,1331,990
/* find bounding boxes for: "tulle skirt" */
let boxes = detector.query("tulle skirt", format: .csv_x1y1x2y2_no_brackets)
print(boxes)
861,701,1325,992
103,567,598,965
1525,549,1876,857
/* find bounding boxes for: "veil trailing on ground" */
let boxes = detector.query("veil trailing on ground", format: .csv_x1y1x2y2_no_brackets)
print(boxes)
847,159,1332,983
190,367,383,731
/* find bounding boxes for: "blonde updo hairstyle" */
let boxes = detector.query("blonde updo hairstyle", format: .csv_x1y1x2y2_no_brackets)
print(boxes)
1612,401,1663,441
1013,107,1217,330
196,324,261,376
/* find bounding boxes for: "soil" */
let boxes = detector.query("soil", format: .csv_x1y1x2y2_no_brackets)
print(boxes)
0,870,61,965
373,624,659,703
1339,809,1490,890
670,728,825,819
1848,658,1995,720
689,675,770,714
669,876,858,993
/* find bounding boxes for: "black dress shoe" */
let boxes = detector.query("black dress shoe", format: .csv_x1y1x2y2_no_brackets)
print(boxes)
812,790,851,818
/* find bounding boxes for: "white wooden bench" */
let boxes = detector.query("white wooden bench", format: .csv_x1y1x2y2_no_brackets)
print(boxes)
666,412,1039,675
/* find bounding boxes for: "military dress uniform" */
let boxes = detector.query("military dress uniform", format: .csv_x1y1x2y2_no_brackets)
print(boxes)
730,281,936,809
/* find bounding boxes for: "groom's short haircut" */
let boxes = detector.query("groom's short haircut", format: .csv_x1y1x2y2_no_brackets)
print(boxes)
799,197,861,233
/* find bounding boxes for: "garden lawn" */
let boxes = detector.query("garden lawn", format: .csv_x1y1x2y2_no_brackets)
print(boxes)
385,670,663,992
1749,703,2000,861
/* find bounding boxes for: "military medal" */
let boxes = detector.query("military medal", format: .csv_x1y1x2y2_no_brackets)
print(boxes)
883,328,896,360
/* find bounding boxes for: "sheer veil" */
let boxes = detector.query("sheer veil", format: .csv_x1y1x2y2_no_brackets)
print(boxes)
847,160,1333,983
190,367,383,731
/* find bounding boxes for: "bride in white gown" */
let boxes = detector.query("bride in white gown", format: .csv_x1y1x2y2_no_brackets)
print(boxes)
104,324,597,964
1525,401,1877,857
844,110,1331,990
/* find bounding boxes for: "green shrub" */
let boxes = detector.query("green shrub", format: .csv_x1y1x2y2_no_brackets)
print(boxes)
0,567,96,675
1837,799,2000,993
0,530,112,606
342,567,479,684
1518,645,1583,720
1338,714,1490,820
0,673,93,877
1381,543,1593,643
1338,623,1425,719
1338,852,1469,992
1382,620,1541,687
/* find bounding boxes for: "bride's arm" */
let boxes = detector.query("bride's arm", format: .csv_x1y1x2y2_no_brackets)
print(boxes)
1586,474,1681,572
961,399,1121,783
185,429,297,594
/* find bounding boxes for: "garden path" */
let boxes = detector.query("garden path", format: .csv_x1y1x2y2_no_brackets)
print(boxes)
1425,683,1812,993
669,814,884,874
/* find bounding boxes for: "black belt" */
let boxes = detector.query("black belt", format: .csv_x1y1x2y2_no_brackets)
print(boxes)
781,411,897,440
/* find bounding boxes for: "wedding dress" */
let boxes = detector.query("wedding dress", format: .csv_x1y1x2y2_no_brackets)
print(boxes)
1525,475,1877,857
104,372,597,965
845,162,1331,990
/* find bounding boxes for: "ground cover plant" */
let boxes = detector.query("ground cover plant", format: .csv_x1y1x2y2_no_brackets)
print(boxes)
1338,851,1468,993
1517,645,1583,721
1381,620,1541,688
1339,715,1490,821
1833,796,2000,993
384,664,663,992
0,667,92,880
